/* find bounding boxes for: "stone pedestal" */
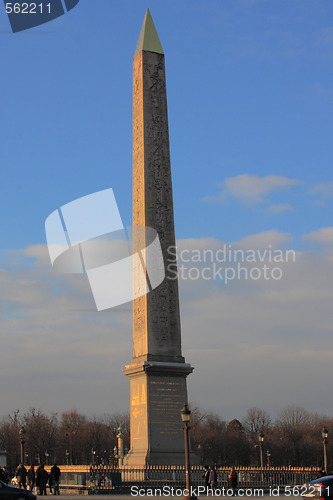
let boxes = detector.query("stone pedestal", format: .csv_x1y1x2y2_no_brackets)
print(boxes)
124,361,193,465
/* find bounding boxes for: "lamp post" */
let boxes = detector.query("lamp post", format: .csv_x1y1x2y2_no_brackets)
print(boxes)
258,433,264,469
180,404,197,500
19,427,26,464
117,426,124,466
322,427,328,474
65,450,69,465
266,450,271,468
91,449,96,466
45,451,49,465
65,431,77,465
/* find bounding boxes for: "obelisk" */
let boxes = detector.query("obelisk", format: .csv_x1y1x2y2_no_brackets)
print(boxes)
123,9,194,466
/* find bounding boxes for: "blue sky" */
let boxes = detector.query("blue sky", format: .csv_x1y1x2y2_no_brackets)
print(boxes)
1,0,333,248
1,1,333,421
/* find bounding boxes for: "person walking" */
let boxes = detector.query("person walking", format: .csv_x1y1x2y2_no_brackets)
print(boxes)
202,465,210,491
15,463,27,489
27,466,36,492
48,472,53,494
50,464,61,495
228,467,238,496
36,465,49,495
2,467,10,484
209,465,218,489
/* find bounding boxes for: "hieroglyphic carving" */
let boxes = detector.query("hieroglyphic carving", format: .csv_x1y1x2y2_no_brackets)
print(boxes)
130,377,148,443
132,50,183,359
133,53,148,358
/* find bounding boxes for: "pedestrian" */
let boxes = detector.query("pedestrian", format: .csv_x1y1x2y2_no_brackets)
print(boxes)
228,467,238,497
27,465,36,492
48,472,53,494
50,464,61,495
0,467,4,481
15,463,27,489
2,466,10,484
209,465,218,489
36,465,49,495
202,465,210,490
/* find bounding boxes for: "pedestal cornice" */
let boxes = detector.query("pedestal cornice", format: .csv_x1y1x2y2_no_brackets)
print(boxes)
123,361,194,378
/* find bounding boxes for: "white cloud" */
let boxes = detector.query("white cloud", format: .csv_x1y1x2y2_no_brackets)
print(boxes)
303,227,333,246
1,236,333,420
180,240,333,417
237,230,292,249
0,246,132,416
205,174,299,212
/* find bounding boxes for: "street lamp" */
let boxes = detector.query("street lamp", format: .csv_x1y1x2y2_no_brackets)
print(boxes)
322,427,328,474
266,450,271,468
19,427,26,464
65,450,70,465
258,433,264,469
45,451,49,466
180,404,197,500
91,448,96,466
65,431,77,465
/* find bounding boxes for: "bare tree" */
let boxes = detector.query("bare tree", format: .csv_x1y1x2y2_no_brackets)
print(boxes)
22,408,58,465
275,406,312,465
243,407,272,435
59,409,86,464
190,410,227,465
1,404,331,468
0,410,21,472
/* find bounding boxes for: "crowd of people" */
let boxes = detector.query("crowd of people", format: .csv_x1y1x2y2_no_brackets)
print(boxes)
202,465,238,495
0,463,61,495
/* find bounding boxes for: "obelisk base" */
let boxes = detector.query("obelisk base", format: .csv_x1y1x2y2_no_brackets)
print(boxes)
123,361,199,466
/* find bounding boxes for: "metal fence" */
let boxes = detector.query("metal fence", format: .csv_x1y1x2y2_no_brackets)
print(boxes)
48,465,322,492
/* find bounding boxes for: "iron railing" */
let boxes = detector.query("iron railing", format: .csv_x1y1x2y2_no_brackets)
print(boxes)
45,465,322,492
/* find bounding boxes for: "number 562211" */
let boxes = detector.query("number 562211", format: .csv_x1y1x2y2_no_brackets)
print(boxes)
5,3,51,14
